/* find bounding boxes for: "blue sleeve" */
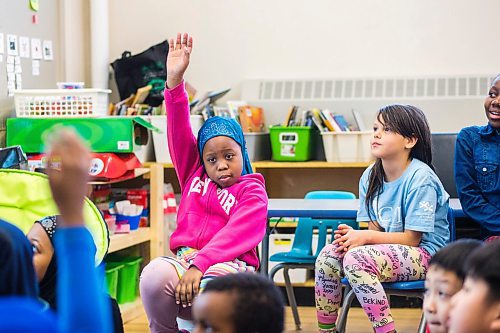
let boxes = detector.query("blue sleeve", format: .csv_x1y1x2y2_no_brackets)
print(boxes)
55,227,111,333
404,185,437,232
357,167,373,222
454,129,500,232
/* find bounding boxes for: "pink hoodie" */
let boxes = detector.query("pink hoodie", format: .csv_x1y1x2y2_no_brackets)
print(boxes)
165,82,268,273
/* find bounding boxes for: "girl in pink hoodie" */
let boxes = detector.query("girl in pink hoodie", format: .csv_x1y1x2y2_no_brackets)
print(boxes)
139,33,268,333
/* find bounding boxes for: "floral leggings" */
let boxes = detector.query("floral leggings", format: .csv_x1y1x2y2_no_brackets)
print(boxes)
315,243,431,333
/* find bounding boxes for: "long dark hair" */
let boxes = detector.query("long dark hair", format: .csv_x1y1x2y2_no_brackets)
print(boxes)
365,104,434,220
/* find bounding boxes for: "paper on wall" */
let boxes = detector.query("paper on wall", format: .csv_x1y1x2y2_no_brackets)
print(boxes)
15,76,22,90
19,37,30,58
0,33,4,54
31,38,42,59
42,40,53,60
32,60,40,76
6,63,14,73
6,55,14,64
0,55,3,63
7,35,18,56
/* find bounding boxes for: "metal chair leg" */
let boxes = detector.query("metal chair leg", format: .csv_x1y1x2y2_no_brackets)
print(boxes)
284,267,301,330
337,285,356,333
417,308,427,333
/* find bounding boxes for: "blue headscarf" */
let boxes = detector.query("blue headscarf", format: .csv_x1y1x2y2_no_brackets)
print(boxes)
0,219,38,298
197,117,253,176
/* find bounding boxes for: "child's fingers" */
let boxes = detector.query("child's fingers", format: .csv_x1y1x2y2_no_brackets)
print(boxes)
179,283,188,308
185,282,193,307
169,38,174,51
334,228,348,235
187,36,193,49
175,283,181,305
192,279,200,297
175,33,182,49
335,244,346,253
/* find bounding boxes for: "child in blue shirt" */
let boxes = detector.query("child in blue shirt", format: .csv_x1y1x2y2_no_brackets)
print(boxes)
0,129,111,333
455,74,500,241
315,105,450,333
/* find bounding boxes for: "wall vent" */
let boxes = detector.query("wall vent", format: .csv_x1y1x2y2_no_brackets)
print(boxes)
248,75,494,101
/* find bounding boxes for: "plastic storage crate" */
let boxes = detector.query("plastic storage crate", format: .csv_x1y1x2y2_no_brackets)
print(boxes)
111,256,143,304
244,132,271,161
321,131,372,162
105,262,123,299
14,89,111,117
269,126,315,161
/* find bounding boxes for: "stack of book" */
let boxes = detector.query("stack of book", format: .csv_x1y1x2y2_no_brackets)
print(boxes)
282,106,363,132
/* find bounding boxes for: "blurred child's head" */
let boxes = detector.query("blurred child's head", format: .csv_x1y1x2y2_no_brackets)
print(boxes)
424,239,482,333
27,217,56,282
197,117,253,188
484,74,500,129
0,219,38,298
27,216,58,309
449,240,500,333
192,273,284,333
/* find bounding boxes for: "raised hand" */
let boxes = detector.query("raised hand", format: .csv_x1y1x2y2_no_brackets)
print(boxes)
46,129,91,226
166,32,193,89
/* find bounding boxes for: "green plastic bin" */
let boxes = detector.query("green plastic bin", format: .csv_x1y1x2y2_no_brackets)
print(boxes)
269,126,316,161
107,256,144,304
105,262,123,299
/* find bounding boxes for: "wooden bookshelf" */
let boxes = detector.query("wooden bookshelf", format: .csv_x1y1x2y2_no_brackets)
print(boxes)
145,160,369,198
108,227,152,253
252,161,368,198
88,168,151,185
252,161,371,169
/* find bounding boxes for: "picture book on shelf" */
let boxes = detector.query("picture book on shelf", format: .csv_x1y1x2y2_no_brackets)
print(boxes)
333,114,351,131
238,105,266,132
351,109,367,131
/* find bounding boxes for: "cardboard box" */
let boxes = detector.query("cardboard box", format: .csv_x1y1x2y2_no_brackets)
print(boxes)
6,117,157,162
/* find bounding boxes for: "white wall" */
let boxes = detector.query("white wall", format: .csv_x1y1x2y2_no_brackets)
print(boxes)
60,0,90,84
108,0,500,100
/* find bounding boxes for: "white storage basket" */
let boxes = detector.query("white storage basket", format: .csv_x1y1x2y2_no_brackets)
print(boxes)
321,131,373,162
14,89,111,117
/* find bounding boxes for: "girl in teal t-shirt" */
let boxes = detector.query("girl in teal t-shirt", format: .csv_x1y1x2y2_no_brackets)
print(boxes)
315,105,450,333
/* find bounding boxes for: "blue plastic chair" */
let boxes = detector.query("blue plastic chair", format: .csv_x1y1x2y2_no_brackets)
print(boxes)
269,191,358,330
336,207,456,333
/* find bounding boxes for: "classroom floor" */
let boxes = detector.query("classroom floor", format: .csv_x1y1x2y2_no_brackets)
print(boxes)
124,306,422,333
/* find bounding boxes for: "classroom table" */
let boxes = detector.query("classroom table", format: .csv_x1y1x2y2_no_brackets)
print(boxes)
262,198,464,275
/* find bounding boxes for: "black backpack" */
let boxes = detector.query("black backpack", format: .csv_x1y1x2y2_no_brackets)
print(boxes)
111,40,169,107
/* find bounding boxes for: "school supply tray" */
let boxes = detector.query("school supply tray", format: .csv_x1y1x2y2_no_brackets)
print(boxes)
14,89,111,117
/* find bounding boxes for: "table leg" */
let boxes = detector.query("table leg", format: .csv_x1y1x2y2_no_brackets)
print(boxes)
260,220,270,276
